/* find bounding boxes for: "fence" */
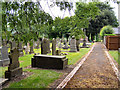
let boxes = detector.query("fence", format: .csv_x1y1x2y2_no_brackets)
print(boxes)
105,36,120,50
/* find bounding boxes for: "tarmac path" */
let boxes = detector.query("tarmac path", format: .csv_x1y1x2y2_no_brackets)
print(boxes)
65,42,119,88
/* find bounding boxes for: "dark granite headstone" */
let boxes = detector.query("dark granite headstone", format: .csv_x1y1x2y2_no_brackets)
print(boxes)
31,55,68,69
52,38,56,55
41,38,48,54
5,48,22,80
76,39,80,51
0,46,10,66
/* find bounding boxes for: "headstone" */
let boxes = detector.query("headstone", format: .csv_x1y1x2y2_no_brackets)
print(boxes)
18,42,24,57
0,46,10,66
63,39,68,49
80,39,89,48
5,48,22,80
55,50,61,55
47,39,51,53
59,39,62,49
56,37,60,47
25,43,30,54
70,36,77,52
29,46,34,54
31,55,68,69
11,41,16,50
76,39,80,51
52,38,56,55
36,39,40,49
41,38,48,54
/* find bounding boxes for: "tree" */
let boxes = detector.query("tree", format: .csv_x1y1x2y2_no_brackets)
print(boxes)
86,2,119,41
100,25,114,39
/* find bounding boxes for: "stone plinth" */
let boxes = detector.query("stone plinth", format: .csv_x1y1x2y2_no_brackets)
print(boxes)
32,55,68,69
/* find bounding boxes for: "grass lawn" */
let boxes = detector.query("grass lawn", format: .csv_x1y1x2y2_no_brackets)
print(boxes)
1,43,93,88
109,50,120,64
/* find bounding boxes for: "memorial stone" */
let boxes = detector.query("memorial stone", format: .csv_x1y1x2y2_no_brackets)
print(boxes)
0,46,10,66
11,41,16,50
5,48,22,80
41,38,48,54
76,39,80,51
70,36,77,52
59,39,62,49
47,39,51,53
25,43,30,54
29,45,34,54
52,38,56,55
36,39,40,49
63,39,68,49
18,42,24,56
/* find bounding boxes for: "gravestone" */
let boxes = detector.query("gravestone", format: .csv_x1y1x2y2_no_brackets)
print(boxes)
29,46,34,54
31,55,68,69
56,37,60,47
5,48,22,80
0,46,10,66
36,39,40,49
47,39,51,53
52,38,56,55
80,39,89,48
76,39,80,51
55,50,61,55
41,38,48,54
59,39,62,49
70,36,77,52
11,41,16,50
25,43,30,54
18,42,24,57
63,39,68,49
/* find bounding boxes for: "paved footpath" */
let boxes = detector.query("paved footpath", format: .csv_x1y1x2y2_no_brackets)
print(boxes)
65,42,119,88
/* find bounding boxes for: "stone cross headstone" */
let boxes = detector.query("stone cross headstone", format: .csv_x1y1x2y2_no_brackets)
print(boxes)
70,36,77,52
18,42,24,56
0,46,10,66
41,38,48,54
52,38,56,55
5,48,22,80
76,39,80,51
11,41,16,50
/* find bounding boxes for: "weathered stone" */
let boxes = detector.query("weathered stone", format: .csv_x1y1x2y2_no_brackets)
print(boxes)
63,39,68,49
25,43,30,54
52,38,56,55
31,55,68,69
47,39,51,53
5,48,22,80
41,38,48,54
29,46,34,54
59,39,62,49
76,39,80,51
18,42,24,57
0,46,10,66
80,39,89,48
70,36,77,52
11,41,16,50
55,50,61,55
36,39,40,49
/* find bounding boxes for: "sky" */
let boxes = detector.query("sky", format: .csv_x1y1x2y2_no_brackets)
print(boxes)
37,0,119,19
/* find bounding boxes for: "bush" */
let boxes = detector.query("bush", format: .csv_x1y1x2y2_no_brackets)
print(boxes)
100,25,114,39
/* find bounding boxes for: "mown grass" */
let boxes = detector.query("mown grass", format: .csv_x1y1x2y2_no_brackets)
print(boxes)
109,50,120,64
8,69,61,88
2,43,93,88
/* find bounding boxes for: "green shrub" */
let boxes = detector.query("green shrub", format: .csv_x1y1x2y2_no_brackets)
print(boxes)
100,25,114,39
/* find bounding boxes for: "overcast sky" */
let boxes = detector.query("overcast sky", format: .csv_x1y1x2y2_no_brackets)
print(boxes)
37,0,118,19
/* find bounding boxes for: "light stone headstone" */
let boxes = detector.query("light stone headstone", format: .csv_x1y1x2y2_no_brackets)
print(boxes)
0,46,10,66
59,39,62,49
18,42,24,56
11,41,16,50
52,38,56,55
25,43,30,54
5,48,22,80
63,39,68,49
70,36,77,52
